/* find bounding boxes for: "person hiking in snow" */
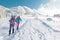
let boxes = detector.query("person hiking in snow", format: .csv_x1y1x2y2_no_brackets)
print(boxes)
15,16,22,30
9,15,16,35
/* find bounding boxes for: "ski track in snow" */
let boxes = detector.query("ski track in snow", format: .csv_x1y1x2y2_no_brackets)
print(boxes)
0,18,60,40
39,19,60,32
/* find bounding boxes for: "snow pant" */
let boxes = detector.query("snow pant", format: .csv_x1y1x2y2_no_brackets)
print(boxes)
16,22,20,30
9,24,14,35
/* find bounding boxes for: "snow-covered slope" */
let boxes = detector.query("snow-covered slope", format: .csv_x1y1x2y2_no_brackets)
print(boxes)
0,5,60,40
0,18,60,40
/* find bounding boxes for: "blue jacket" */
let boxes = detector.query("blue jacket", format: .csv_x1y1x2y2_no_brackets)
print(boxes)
15,17,22,23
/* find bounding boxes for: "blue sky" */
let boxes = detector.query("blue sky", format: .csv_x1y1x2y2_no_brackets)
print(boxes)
0,0,49,9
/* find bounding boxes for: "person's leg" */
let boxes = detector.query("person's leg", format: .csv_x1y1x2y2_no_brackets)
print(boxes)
12,27,14,33
9,24,11,35
17,23,19,30
12,25,14,33
17,23,18,30
17,25,18,30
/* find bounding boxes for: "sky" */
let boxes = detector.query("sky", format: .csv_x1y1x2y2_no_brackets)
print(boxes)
0,0,49,9
38,0,60,16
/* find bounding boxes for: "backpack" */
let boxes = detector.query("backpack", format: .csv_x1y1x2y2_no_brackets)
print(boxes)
9,17,15,24
15,17,22,23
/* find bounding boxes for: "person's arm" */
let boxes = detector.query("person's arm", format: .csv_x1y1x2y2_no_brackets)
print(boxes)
20,18,22,21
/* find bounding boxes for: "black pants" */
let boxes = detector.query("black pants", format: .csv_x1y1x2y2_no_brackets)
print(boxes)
9,24,14,35
17,26,19,30
17,22,19,30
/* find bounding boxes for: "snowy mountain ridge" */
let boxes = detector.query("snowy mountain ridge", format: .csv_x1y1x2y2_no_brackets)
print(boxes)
0,5,40,17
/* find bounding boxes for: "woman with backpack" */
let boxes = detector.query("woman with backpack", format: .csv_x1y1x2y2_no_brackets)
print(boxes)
15,16,22,30
9,15,16,35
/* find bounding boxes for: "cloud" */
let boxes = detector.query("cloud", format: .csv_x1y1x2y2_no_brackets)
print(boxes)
38,0,60,16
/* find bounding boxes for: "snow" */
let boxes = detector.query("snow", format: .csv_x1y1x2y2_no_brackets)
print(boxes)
0,16,59,40
0,5,60,40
